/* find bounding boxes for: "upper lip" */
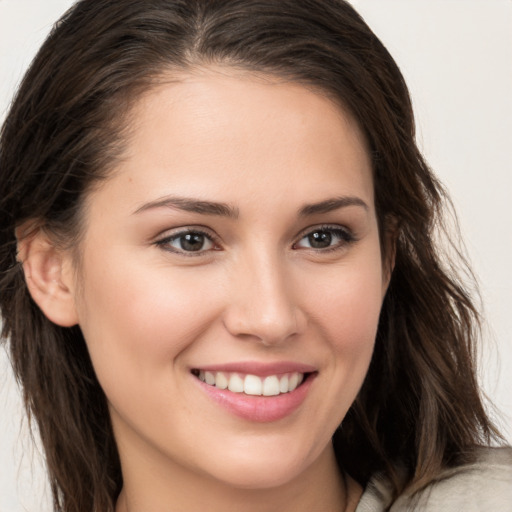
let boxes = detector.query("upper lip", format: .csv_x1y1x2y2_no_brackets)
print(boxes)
191,361,317,377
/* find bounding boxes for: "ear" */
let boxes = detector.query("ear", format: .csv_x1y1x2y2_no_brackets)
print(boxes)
16,225,79,327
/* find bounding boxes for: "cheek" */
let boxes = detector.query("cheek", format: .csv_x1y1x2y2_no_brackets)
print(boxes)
301,249,384,402
74,250,221,393
307,257,384,351
322,281,380,380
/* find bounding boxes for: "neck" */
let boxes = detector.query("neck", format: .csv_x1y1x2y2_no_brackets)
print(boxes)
115,443,359,512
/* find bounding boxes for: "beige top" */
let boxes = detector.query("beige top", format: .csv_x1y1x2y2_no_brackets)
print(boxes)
355,447,512,511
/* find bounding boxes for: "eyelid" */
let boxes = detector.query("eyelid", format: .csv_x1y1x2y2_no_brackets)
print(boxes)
152,223,356,256
293,224,356,251
154,226,221,256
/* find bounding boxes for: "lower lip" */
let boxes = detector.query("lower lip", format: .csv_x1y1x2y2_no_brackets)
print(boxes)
195,374,316,423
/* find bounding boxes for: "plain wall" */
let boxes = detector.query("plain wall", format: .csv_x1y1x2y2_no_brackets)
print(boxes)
1,1,511,510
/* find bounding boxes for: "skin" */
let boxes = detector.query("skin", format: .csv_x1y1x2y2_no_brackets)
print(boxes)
23,68,392,511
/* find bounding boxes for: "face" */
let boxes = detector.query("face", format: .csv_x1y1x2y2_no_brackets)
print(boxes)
68,69,389,492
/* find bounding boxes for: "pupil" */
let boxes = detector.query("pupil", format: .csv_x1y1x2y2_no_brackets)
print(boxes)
309,231,332,248
180,233,204,251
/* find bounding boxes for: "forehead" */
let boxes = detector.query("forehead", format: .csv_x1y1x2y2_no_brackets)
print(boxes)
92,68,374,216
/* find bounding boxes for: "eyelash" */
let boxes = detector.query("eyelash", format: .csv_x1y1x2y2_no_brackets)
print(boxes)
293,224,356,252
154,224,356,257
154,227,220,257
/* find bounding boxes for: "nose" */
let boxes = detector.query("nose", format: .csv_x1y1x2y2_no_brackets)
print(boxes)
222,251,306,346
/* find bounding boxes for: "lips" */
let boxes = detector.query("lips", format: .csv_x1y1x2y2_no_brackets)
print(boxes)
195,370,305,396
191,362,317,422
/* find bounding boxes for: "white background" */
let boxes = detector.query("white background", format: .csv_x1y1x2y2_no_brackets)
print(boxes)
1,1,511,510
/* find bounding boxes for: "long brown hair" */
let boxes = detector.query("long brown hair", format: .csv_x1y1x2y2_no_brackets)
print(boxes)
0,1,502,510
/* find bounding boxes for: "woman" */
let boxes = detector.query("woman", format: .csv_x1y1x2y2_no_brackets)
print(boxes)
0,1,510,511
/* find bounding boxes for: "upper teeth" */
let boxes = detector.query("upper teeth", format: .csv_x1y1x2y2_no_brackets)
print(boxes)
197,371,304,396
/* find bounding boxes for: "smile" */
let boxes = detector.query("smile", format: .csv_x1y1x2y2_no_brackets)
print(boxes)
194,370,305,396
191,362,317,422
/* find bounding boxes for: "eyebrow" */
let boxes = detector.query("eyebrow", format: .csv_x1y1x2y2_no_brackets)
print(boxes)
133,196,240,218
299,196,369,216
133,194,368,218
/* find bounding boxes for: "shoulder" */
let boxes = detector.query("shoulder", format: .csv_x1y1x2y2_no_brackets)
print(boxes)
356,447,512,512
400,447,512,511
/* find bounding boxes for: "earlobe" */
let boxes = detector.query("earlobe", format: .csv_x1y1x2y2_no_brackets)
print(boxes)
16,226,79,327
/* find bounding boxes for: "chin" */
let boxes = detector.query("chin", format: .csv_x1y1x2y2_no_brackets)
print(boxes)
193,435,326,491
208,459,307,490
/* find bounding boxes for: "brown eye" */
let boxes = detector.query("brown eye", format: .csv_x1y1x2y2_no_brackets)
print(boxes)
179,233,208,251
294,226,354,251
307,230,333,249
157,230,216,254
